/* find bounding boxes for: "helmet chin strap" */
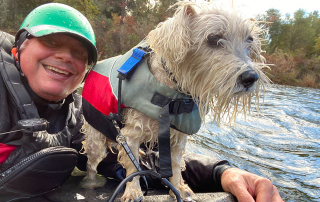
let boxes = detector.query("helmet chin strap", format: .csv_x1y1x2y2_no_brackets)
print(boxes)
14,31,31,72
13,31,33,86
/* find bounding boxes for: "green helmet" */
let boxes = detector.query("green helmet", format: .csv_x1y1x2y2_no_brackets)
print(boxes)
16,3,97,65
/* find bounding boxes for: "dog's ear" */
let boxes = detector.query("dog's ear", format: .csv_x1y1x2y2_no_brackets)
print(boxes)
147,3,196,65
186,5,195,17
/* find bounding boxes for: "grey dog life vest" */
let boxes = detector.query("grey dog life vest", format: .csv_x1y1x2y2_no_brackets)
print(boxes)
83,46,202,135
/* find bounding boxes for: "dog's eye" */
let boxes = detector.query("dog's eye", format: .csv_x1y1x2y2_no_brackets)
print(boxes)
247,36,254,43
246,36,254,55
207,34,223,47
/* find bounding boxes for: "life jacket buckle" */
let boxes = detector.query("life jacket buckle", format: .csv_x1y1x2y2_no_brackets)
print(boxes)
169,99,194,114
17,118,48,134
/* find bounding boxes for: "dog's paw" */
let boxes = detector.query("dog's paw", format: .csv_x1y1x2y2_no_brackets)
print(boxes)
121,187,144,202
169,183,195,201
71,167,87,177
80,175,107,189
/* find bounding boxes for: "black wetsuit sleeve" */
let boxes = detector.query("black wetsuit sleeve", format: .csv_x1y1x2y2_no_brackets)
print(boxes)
182,153,232,192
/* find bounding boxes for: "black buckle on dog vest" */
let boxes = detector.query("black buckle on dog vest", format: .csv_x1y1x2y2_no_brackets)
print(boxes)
170,99,194,114
149,92,194,115
151,92,195,178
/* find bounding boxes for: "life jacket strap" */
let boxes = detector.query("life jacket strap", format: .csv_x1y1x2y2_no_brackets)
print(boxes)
150,92,196,178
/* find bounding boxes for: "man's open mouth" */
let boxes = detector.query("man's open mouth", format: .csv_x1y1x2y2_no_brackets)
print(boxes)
44,65,70,76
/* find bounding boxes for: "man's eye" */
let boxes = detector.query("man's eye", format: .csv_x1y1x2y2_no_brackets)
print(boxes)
48,40,56,45
73,49,88,59
41,39,57,47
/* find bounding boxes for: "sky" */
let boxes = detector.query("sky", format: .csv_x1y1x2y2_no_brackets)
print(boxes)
214,0,320,19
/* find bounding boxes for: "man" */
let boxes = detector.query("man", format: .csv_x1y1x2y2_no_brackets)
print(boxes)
0,3,283,202
0,3,97,201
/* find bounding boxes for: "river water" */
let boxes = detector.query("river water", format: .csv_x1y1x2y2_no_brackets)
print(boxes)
187,84,320,202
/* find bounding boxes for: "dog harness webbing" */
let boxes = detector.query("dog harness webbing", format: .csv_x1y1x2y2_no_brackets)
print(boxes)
150,92,194,177
112,48,150,194
116,47,195,178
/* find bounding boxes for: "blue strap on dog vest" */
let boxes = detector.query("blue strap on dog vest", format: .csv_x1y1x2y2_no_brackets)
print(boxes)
117,48,147,80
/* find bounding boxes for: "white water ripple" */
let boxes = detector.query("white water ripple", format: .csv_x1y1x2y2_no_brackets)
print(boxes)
187,84,320,202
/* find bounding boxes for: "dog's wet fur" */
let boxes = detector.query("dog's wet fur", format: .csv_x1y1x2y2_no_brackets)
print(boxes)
81,1,270,201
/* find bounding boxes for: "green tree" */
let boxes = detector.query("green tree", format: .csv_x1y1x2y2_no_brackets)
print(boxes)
53,0,99,19
0,0,52,33
0,0,10,31
288,9,314,52
259,8,282,54
314,34,320,54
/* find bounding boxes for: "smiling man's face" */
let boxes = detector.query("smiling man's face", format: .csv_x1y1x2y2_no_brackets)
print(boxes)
17,34,88,101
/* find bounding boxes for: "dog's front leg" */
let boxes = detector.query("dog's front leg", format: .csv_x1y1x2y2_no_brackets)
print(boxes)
118,127,144,202
80,121,107,189
169,131,195,199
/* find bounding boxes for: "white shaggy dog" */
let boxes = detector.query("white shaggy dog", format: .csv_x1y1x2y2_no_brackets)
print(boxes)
80,1,270,201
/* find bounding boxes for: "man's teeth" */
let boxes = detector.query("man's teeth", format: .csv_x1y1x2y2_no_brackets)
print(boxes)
45,65,69,75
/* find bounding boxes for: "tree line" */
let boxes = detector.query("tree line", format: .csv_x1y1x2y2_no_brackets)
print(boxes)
1,0,319,88
0,0,176,59
258,8,320,88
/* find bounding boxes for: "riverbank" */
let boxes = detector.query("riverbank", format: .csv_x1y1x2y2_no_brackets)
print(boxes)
265,50,320,89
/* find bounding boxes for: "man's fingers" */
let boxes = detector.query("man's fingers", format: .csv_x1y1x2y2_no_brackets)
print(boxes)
271,186,285,202
255,178,284,202
255,178,273,202
231,182,255,202
221,168,284,202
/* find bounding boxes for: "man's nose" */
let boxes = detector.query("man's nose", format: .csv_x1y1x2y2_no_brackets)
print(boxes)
54,47,73,62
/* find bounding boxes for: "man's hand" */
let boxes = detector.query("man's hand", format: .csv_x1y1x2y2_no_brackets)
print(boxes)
221,168,284,202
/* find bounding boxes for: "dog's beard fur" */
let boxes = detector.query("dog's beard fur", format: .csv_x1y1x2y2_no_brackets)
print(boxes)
147,1,271,125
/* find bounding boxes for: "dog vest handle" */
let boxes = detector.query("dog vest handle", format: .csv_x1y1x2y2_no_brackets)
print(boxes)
117,48,148,80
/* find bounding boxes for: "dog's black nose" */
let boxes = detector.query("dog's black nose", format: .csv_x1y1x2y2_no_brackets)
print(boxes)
239,70,259,88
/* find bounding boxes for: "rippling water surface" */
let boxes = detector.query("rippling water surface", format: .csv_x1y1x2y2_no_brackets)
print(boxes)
187,84,320,202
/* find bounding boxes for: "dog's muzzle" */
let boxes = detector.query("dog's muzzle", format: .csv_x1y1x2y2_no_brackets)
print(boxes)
239,70,259,88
